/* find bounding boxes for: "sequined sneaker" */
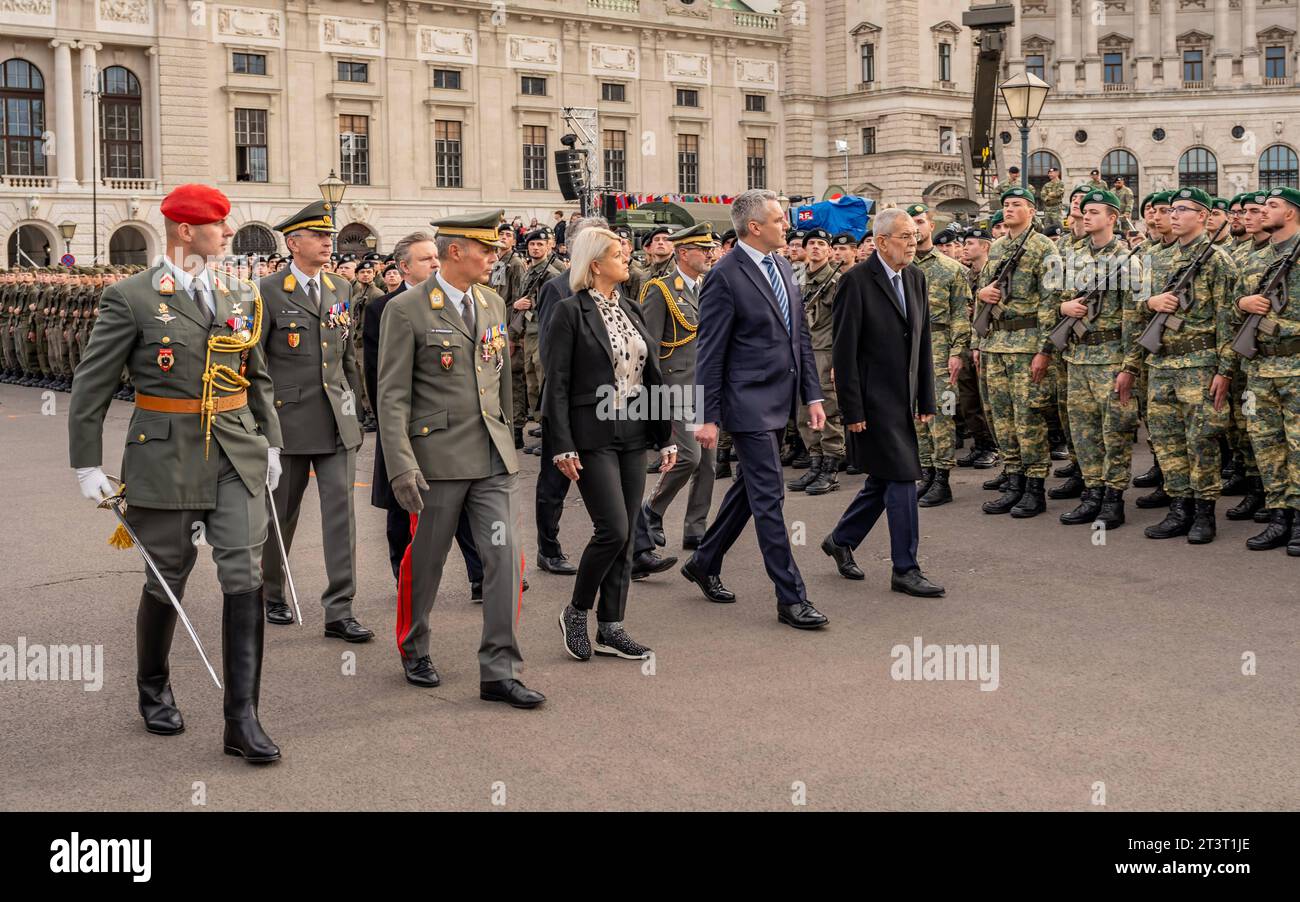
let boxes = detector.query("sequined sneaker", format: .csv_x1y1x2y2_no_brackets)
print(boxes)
558,605,591,661
594,625,652,661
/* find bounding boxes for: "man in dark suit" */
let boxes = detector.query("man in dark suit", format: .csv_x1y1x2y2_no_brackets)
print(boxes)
820,207,945,597
681,189,830,630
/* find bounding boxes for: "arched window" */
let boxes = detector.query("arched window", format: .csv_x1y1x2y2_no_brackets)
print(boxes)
100,66,143,179
1026,150,1060,193
0,59,46,176
232,224,277,256
337,222,375,255
1259,144,1299,190
1101,148,1139,200
109,225,148,266
1178,147,1217,195
7,224,52,267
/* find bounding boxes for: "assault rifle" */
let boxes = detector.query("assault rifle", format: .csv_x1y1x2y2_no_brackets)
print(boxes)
1047,283,1103,351
1229,234,1300,360
972,225,1034,338
1135,222,1228,355
509,250,558,333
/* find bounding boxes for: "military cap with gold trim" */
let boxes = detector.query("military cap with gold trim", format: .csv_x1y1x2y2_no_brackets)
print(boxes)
1080,188,1122,212
670,222,718,248
1170,186,1212,209
1267,185,1300,210
432,209,507,248
1000,186,1037,207
274,199,337,233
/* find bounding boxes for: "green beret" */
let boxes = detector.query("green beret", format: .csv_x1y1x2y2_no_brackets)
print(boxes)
1069,184,1092,200
1267,186,1300,210
1139,193,1158,214
1000,186,1037,207
1210,197,1230,212
905,203,929,217
1170,186,1212,209
1150,191,1174,207
989,210,1005,226
1241,190,1270,208
1228,193,1249,210
1081,189,1122,212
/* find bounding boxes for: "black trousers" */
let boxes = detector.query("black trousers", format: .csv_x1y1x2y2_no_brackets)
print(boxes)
535,424,573,558
385,504,482,585
957,350,995,448
570,419,648,623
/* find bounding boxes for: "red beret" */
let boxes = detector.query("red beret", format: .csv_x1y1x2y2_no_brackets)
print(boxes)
160,183,231,225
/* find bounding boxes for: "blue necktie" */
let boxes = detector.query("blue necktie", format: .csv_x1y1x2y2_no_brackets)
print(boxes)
891,273,907,318
760,255,792,333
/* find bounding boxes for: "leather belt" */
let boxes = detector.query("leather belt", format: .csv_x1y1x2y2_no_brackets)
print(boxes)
992,314,1037,332
1258,335,1300,358
1157,333,1216,357
1076,327,1121,346
136,390,248,414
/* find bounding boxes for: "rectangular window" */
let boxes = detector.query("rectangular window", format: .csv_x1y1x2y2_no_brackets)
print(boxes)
1183,50,1204,83
1104,52,1124,84
337,61,369,83
746,137,766,190
676,88,700,107
744,93,767,113
234,108,268,183
1265,46,1287,80
861,43,875,83
600,82,626,102
677,134,699,195
232,52,266,76
1026,54,1046,80
861,126,876,155
603,129,626,191
434,120,463,189
432,68,462,90
522,125,547,190
939,42,952,83
521,76,547,96
338,114,369,186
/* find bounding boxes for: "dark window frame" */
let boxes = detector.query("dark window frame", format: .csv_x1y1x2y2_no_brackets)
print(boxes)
434,119,463,189
234,107,268,183
338,114,370,186
0,58,47,177
522,124,547,190
677,133,699,195
100,65,143,179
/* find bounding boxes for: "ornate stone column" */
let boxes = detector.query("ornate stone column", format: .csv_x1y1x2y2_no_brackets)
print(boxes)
77,41,101,186
50,39,78,188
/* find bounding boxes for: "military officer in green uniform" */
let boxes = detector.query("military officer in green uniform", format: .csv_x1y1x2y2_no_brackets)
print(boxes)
0,270,18,381
378,210,543,708
491,224,529,446
1085,169,1107,191
1113,177,1135,219
69,184,284,762
259,200,372,641
641,225,676,282
1040,166,1066,231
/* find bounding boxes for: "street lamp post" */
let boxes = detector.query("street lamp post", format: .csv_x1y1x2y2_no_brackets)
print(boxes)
998,71,1051,191
318,169,347,255
58,221,77,262
364,234,377,254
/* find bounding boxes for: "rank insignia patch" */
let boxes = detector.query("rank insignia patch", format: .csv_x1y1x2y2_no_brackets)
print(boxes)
441,351,454,370
157,348,174,372
430,288,445,310
157,274,175,296
287,332,300,349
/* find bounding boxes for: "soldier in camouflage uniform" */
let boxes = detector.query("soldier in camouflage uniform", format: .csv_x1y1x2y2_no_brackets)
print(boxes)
1113,177,1135,220
976,187,1062,518
350,259,385,431
1231,186,1300,555
1047,186,1094,499
491,225,529,447
1040,167,1066,232
1121,187,1238,544
787,229,845,496
509,227,562,423
907,204,972,507
1056,190,1141,528
959,224,1000,469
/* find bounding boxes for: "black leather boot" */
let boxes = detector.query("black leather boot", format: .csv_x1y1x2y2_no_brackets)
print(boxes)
982,472,1024,515
1010,477,1047,518
1094,488,1126,528
1186,499,1217,544
1144,497,1194,539
1060,486,1104,525
1053,460,1081,479
805,459,841,496
1288,513,1300,557
715,447,732,479
918,468,953,507
1132,462,1161,488
982,468,1009,491
222,587,281,763
917,466,936,495
1135,479,1172,509
137,591,184,736
1220,467,1250,496
1048,473,1085,499
787,455,822,491
788,448,812,469
1246,509,1292,551
1225,477,1265,521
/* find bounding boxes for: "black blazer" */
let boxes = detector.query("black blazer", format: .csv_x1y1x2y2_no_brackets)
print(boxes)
831,253,935,482
364,286,406,510
542,288,673,454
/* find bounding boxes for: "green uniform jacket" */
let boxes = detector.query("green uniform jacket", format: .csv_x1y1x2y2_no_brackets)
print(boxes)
914,248,972,361
977,229,1062,354
1058,236,1137,366
68,265,283,510
377,276,517,482
1232,232,1300,379
1039,179,1065,216
258,267,363,455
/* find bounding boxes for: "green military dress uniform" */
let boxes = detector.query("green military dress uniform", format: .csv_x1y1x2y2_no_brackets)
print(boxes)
259,200,366,628
0,272,17,377
913,242,972,474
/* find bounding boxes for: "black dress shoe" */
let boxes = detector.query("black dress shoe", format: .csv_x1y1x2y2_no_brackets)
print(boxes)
403,655,441,687
821,534,864,580
470,580,483,601
480,678,545,708
680,558,735,603
642,502,666,547
681,535,701,551
537,553,577,575
632,549,677,580
325,617,374,643
777,601,829,630
891,569,946,597
264,598,294,625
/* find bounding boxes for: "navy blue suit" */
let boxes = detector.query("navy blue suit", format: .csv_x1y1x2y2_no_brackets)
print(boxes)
690,244,822,606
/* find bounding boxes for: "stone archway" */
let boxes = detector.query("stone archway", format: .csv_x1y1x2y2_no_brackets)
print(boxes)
923,180,980,224
6,221,55,267
109,224,149,266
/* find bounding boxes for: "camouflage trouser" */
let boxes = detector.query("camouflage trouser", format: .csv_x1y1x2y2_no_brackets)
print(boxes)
510,340,528,427
1053,355,1075,463
1067,363,1140,490
1229,369,1259,477
1146,366,1229,500
982,351,1052,478
1244,373,1300,511
523,328,543,418
718,428,733,455
916,366,958,469
797,349,844,460
957,349,994,448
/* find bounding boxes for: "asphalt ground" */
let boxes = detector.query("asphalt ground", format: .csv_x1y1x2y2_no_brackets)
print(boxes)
1,382,1296,811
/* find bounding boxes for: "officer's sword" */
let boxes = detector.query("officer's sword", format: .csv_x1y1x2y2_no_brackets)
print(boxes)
264,479,303,626
97,492,222,689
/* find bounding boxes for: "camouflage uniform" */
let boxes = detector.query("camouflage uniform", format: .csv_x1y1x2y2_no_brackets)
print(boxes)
1123,233,1239,501
977,228,1062,479
913,247,972,470
794,260,845,462
1228,237,1273,481
1039,179,1066,231
1114,185,1135,219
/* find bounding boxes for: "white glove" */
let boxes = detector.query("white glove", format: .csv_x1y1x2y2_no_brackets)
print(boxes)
267,447,282,492
76,466,114,502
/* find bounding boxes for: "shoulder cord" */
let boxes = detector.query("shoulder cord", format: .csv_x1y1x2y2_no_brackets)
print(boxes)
200,279,264,459
649,280,698,359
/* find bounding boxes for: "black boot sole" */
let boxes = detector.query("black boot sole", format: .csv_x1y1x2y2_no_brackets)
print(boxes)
143,722,185,736
323,629,374,643
223,745,281,763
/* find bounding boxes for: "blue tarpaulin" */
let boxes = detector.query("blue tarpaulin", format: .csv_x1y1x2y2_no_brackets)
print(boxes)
792,195,874,240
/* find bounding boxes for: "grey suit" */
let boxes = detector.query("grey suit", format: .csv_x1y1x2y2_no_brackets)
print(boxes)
377,275,522,680
633,272,715,554
257,265,364,621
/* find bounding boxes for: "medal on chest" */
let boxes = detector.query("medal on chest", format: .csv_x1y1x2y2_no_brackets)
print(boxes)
157,347,174,372
326,300,351,340
481,322,507,372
